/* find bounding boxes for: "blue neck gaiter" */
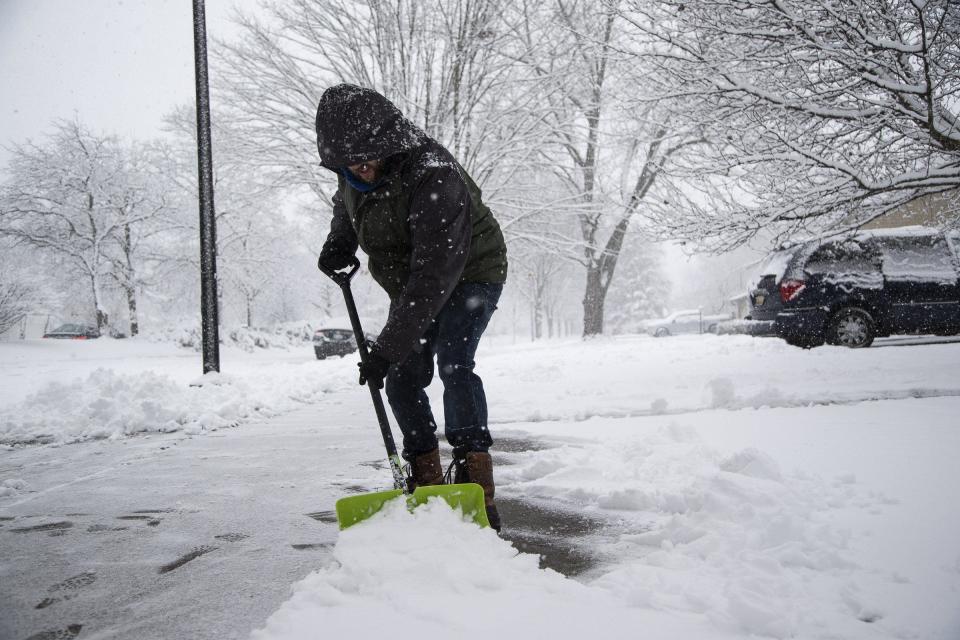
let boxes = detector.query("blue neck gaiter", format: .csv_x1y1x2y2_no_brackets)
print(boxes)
340,168,384,193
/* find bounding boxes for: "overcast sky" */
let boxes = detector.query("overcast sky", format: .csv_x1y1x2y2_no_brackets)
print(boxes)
0,0,241,171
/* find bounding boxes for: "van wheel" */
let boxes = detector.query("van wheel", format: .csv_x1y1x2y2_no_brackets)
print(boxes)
829,307,875,348
654,327,670,337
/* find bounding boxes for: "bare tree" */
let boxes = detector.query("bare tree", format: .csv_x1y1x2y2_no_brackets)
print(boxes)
605,233,670,332
0,121,169,333
213,0,700,339
214,0,541,196
161,105,296,330
513,245,572,339
218,210,287,328
616,0,960,248
0,244,39,336
509,0,699,335
101,146,173,336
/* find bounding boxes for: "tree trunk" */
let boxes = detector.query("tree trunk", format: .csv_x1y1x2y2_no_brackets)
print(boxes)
582,263,606,336
533,297,543,340
125,285,139,337
123,222,139,336
90,272,108,332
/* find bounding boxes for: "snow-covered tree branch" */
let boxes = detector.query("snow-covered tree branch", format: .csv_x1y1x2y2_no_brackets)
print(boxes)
613,0,960,248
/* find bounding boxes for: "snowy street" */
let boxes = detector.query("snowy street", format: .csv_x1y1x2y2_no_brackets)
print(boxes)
2,335,960,639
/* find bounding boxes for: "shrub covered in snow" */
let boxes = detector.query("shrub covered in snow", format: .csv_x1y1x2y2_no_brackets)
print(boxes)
145,321,318,352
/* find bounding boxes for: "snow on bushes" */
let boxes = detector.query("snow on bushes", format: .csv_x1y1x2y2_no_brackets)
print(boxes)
153,321,317,352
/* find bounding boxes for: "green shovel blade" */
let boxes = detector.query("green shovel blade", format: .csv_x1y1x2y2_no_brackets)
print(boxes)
335,483,490,530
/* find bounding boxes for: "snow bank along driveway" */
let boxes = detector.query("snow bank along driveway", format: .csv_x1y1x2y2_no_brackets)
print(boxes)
2,335,960,639
0,339,355,446
3,333,959,445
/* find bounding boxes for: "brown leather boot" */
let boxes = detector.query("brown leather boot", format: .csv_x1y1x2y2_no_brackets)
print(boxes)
462,451,501,532
410,448,444,487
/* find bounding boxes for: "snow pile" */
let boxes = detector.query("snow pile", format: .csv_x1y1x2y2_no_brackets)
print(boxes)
257,424,896,640
499,424,890,639
252,498,708,640
0,364,349,445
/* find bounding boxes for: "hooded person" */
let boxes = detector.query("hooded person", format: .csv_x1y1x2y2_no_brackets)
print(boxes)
315,84,508,530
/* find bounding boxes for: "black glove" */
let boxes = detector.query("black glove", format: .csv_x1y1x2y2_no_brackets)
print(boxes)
358,349,391,389
318,244,354,272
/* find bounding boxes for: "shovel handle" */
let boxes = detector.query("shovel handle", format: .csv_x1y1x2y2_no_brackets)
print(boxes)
318,255,361,286
318,254,408,493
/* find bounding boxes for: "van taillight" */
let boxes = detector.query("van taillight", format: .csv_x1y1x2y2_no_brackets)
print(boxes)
779,279,806,303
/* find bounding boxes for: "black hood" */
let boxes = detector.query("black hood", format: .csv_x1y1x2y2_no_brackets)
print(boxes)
315,84,428,170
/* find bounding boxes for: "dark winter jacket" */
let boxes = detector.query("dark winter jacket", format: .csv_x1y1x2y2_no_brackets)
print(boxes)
316,84,508,363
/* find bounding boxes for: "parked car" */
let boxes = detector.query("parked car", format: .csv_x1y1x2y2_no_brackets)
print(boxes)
750,227,960,348
313,328,377,360
42,323,100,339
644,309,734,337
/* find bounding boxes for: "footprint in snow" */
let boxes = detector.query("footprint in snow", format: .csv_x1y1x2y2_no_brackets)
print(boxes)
214,533,249,542
158,545,218,575
35,572,97,610
23,625,83,640
10,521,73,534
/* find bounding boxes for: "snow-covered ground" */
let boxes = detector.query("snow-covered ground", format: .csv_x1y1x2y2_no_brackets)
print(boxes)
0,338,352,445
1,334,959,639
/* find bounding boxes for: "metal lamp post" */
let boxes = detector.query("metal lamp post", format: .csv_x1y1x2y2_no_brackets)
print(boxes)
192,0,220,373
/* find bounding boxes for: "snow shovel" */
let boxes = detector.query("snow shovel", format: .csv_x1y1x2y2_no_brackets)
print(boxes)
319,257,490,530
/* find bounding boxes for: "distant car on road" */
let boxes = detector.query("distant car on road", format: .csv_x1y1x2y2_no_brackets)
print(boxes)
644,309,734,337
313,328,377,360
42,323,100,340
750,227,960,348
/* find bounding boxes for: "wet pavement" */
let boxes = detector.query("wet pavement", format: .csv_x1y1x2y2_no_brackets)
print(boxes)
497,497,607,576
0,422,617,640
493,436,612,577
340,435,613,577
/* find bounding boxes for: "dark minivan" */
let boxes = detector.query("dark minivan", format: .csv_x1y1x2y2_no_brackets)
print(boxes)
750,228,960,348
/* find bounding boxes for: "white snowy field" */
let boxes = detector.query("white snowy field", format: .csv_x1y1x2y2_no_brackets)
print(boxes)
1,333,960,639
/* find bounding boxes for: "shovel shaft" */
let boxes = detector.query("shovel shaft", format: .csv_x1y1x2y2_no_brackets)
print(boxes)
320,257,407,493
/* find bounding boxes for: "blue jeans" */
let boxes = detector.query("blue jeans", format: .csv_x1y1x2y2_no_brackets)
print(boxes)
385,282,502,458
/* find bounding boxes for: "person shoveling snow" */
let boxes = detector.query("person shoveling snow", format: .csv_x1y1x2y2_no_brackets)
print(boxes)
315,84,509,530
